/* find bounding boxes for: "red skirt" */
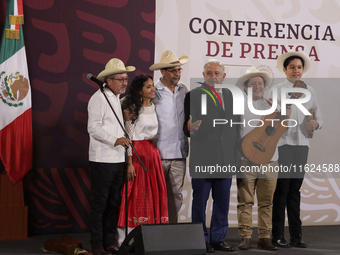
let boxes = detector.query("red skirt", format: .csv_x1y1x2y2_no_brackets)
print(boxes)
117,140,169,228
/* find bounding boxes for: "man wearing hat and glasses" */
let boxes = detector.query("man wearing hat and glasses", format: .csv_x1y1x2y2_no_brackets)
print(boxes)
149,50,189,224
87,58,135,255
269,51,323,249
235,67,289,251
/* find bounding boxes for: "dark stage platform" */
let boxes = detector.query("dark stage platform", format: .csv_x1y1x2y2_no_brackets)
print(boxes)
0,225,339,255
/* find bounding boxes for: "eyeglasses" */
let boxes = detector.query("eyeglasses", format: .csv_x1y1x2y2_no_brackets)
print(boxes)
165,68,183,75
111,78,130,83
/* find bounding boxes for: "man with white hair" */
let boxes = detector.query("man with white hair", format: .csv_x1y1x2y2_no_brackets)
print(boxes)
184,59,239,253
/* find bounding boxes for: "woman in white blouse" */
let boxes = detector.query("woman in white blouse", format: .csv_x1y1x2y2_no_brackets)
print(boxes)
117,75,169,244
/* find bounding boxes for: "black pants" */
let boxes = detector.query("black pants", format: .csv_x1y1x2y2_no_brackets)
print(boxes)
89,161,124,249
272,145,309,239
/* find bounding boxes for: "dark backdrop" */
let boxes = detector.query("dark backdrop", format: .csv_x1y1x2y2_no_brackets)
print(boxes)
0,0,155,235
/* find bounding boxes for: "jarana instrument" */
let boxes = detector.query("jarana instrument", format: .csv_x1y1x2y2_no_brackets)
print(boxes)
240,80,307,164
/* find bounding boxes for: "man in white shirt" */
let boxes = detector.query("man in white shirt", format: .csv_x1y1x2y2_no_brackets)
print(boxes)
270,51,323,249
149,50,189,223
88,58,134,255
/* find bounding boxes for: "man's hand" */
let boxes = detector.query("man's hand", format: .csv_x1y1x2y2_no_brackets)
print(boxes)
114,137,131,148
127,164,136,182
187,115,202,134
123,109,135,121
306,119,319,131
285,105,292,118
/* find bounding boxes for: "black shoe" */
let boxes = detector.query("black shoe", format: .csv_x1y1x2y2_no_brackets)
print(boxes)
206,242,215,253
211,242,235,252
290,236,307,248
104,244,120,254
272,236,290,248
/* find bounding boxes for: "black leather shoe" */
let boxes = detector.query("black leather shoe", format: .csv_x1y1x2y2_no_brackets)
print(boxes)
290,236,307,248
238,238,251,250
258,238,277,250
272,236,290,248
206,242,215,253
104,244,120,254
211,242,235,252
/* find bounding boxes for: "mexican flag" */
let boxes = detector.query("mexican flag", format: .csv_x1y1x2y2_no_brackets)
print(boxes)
0,0,32,184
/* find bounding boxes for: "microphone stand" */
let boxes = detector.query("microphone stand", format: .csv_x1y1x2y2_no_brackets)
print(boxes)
96,82,147,243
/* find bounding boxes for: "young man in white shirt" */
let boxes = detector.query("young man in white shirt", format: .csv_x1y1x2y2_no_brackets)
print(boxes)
270,51,323,249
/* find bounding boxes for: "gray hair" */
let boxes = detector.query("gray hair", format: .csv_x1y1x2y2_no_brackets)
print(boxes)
203,59,225,73
104,74,116,83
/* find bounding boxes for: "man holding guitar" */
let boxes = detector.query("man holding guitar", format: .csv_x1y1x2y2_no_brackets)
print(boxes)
270,51,323,249
236,67,290,251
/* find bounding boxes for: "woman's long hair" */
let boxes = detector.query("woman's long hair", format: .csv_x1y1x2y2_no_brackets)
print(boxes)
122,74,153,122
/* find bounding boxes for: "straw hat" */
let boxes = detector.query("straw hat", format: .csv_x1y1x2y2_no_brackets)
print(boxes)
149,50,189,71
97,58,135,79
276,50,311,75
236,67,271,90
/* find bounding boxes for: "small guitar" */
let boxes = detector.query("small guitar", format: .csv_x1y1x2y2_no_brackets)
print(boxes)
307,108,315,138
240,80,307,165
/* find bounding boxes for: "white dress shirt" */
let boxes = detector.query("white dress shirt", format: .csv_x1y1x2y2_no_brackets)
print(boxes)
152,78,189,159
269,79,323,147
88,88,125,163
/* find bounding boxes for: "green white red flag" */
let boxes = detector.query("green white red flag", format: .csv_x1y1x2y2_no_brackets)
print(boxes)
0,0,32,184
